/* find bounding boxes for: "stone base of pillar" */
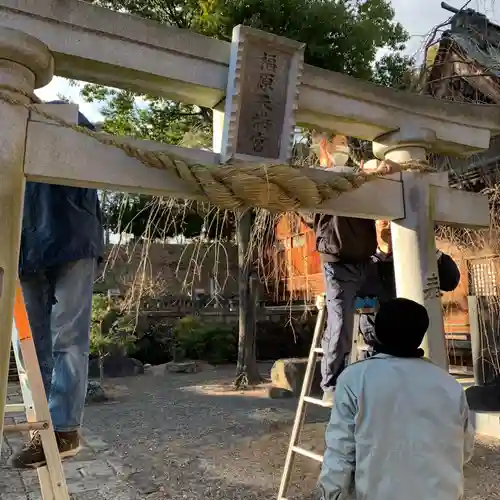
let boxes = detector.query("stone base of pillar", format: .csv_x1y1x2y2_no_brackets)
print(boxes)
472,412,500,438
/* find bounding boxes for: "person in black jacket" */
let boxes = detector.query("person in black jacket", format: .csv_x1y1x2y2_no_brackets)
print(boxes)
310,214,377,401
358,220,461,355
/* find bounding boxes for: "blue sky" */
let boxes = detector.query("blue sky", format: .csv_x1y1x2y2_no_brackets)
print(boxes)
34,0,499,122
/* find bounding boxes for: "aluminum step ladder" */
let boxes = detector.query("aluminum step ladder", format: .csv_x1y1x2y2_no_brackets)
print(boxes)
277,294,376,500
2,283,70,500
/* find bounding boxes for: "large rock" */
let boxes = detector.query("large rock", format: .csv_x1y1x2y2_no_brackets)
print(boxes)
148,360,203,376
85,380,107,404
267,386,295,399
165,361,199,373
148,363,171,376
270,358,322,397
88,356,144,379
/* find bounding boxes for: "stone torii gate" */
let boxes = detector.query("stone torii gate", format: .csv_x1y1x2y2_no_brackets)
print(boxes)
0,0,498,443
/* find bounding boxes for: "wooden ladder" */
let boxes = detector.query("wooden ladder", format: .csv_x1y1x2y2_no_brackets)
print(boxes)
2,283,70,500
276,294,376,500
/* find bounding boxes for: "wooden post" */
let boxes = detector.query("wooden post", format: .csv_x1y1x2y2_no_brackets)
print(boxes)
468,295,499,385
235,210,260,383
0,28,53,445
373,128,448,370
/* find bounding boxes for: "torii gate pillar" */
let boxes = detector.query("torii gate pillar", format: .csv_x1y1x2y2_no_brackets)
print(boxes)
0,29,54,445
373,128,449,369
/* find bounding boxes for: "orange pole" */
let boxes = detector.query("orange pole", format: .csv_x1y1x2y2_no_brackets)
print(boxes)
14,284,32,342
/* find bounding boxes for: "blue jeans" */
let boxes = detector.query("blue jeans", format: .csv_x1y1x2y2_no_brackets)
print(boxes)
20,259,95,432
321,261,369,391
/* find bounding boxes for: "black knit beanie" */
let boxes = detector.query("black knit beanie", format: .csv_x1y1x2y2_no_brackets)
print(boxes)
373,298,429,358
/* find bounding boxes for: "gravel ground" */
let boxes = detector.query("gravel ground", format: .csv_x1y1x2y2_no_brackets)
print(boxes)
83,364,500,500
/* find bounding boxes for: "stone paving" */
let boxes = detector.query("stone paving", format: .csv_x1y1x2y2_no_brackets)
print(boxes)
1,385,140,500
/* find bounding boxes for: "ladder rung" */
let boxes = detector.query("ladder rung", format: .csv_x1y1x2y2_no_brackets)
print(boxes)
313,347,324,354
303,396,333,408
292,445,323,462
3,421,49,433
5,403,26,413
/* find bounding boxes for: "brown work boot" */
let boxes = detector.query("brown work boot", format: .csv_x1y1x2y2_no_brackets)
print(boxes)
9,430,81,469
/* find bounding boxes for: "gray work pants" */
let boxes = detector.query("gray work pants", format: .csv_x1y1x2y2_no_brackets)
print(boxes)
321,261,369,392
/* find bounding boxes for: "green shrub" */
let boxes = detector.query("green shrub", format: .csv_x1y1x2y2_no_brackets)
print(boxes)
172,316,236,364
90,294,137,359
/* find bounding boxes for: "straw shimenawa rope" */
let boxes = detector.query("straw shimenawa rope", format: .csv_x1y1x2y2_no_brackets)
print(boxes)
0,85,435,212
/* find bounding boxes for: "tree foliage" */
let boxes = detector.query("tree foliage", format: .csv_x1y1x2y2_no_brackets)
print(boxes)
84,0,413,137
372,52,416,90
90,0,409,78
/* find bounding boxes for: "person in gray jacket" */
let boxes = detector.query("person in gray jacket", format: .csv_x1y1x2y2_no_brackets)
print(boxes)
318,298,474,500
